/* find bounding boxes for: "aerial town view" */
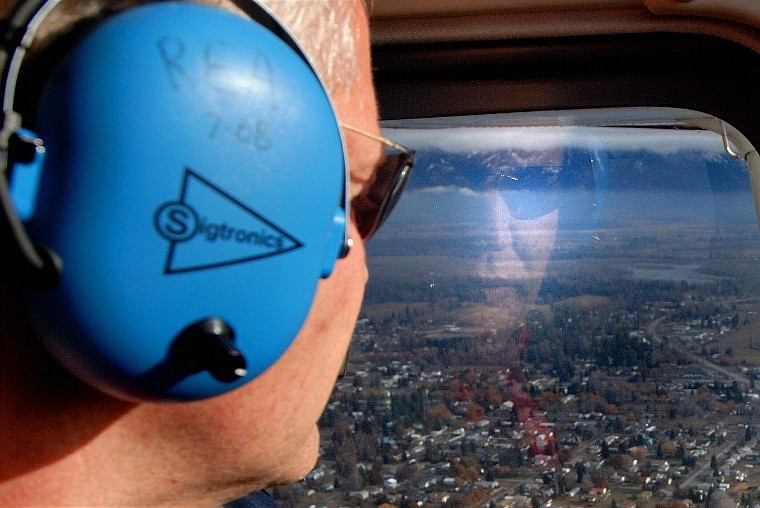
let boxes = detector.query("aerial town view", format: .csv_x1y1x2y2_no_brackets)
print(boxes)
275,123,760,507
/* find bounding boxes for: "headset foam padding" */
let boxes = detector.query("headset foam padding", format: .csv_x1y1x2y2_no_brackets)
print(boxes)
23,1,347,401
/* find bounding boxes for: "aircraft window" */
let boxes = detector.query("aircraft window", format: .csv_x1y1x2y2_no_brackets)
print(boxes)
276,108,760,507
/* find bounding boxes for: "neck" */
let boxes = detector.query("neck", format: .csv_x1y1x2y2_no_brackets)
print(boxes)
0,283,137,505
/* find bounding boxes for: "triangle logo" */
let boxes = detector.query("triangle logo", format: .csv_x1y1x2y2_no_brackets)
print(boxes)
154,168,303,274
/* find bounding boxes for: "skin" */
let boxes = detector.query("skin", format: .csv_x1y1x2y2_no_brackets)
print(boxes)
0,0,382,505
478,149,562,317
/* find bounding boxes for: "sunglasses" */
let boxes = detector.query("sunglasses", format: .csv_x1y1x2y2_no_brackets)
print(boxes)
336,125,414,379
342,124,416,241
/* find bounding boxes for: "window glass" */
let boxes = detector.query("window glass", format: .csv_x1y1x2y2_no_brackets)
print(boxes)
277,108,760,507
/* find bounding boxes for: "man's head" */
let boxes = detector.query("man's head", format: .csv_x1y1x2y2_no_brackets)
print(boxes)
0,0,383,504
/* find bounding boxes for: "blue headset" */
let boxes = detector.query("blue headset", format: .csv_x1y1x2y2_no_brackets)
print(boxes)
0,0,350,401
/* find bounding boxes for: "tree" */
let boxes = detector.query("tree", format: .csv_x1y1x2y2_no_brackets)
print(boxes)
576,462,587,483
466,401,485,421
659,441,677,459
601,440,610,459
424,403,453,430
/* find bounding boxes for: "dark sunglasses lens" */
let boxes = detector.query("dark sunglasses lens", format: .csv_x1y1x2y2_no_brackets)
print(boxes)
353,151,415,239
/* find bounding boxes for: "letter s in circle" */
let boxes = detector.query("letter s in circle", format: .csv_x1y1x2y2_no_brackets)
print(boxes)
154,202,199,242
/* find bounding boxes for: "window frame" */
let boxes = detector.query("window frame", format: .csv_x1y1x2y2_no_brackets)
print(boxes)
372,32,760,154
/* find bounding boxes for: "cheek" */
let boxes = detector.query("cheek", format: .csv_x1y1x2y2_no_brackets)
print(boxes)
245,226,368,479
301,223,368,361
282,221,368,408
246,223,368,427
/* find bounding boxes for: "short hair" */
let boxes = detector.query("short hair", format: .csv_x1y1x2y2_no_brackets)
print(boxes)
22,0,359,96
257,0,360,96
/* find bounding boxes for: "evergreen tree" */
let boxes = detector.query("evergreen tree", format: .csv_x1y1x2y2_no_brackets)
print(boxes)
576,462,587,483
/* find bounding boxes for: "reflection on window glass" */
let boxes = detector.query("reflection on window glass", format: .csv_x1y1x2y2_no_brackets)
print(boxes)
276,109,760,507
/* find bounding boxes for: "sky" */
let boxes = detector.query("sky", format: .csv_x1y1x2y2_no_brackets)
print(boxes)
376,116,756,233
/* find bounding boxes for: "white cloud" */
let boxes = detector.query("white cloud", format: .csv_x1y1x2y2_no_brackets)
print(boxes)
384,125,726,156
417,185,478,196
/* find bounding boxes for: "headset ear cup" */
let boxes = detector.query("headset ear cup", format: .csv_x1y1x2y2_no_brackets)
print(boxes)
19,1,348,401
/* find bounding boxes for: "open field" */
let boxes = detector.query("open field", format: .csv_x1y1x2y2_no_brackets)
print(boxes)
710,300,760,367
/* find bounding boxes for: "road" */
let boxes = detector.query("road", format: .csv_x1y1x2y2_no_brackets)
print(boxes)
679,439,736,488
647,315,751,387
